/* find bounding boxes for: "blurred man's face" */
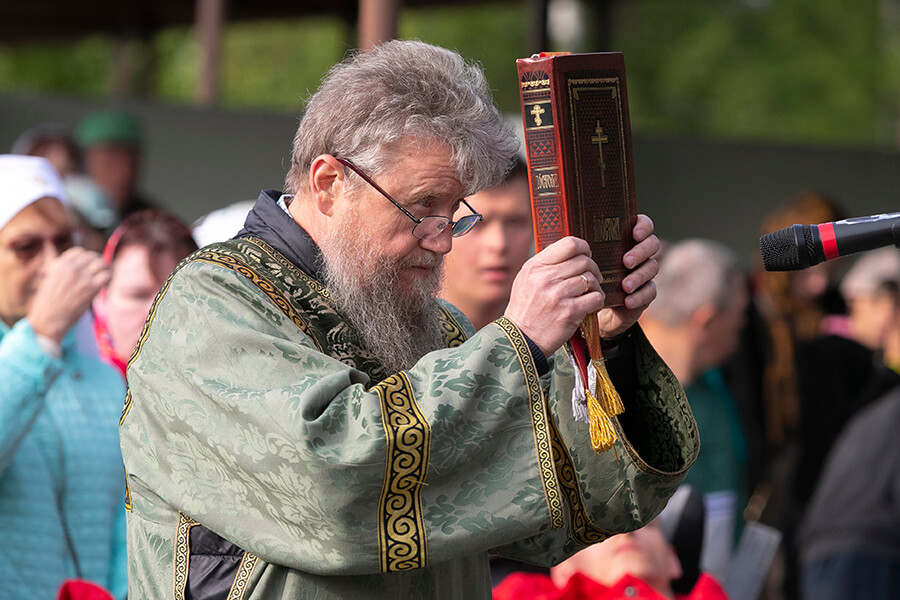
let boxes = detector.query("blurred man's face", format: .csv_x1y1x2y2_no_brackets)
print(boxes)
441,175,533,319
84,144,140,210
0,198,74,326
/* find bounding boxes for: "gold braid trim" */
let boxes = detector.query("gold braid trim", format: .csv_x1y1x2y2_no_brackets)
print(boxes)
493,317,564,530
547,417,615,545
121,244,322,430
373,372,431,572
127,253,183,372
173,512,198,600
226,551,260,600
437,305,468,348
124,465,132,512
119,389,132,428
242,237,333,300
191,251,322,352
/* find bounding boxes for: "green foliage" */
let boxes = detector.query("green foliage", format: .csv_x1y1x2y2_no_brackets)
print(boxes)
154,18,350,111
399,3,529,113
615,0,891,145
0,0,899,147
218,18,350,111
0,36,110,95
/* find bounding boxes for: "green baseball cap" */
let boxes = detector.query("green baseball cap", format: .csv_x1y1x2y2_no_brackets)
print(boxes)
76,109,142,147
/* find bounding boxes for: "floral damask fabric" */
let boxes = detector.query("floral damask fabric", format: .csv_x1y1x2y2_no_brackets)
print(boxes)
119,237,698,600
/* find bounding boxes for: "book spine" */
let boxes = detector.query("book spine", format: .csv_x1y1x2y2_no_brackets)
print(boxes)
517,57,569,254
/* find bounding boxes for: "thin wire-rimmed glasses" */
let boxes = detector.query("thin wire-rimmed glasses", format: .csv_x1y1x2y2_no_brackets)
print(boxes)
335,157,483,240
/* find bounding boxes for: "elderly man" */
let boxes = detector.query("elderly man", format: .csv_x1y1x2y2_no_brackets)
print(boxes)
120,40,697,599
0,155,127,598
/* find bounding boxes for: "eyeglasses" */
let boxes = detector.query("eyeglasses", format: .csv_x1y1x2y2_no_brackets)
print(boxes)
335,157,483,240
5,231,76,262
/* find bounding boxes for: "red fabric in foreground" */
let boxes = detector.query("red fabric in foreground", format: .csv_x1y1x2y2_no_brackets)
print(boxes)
493,572,729,600
57,579,115,600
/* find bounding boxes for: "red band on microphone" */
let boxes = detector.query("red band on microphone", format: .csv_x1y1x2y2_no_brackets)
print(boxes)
818,222,839,260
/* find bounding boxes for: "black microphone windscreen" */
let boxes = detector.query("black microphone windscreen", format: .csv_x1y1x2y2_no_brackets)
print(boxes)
760,226,803,271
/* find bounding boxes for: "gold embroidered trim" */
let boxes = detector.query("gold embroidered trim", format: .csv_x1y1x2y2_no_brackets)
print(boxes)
120,389,132,427
226,551,260,600
438,305,467,348
124,469,132,512
191,251,323,352
242,236,332,300
120,385,134,513
128,256,182,372
547,416,615,545
373,372,431,572
173,512,198,600
493,317,564,530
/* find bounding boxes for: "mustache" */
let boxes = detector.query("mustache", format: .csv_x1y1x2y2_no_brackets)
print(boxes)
396,251,443,270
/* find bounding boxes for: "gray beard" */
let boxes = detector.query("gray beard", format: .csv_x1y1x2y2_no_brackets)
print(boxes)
319,224,446,375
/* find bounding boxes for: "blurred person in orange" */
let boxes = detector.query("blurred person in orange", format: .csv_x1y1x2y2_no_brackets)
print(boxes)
752,191,847,448
751,191,849,599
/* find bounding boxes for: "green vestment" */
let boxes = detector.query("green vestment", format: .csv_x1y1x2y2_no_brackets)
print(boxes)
120,237,698,599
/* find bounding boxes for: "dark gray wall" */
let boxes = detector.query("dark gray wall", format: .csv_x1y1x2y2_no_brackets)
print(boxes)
0,92,295,221
3,92,899,266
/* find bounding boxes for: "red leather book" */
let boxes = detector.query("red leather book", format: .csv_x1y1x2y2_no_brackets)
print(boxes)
517,52,638,307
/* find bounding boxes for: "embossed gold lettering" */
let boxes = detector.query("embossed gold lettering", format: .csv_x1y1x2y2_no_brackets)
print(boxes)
594,217,620,242
535,172,558,190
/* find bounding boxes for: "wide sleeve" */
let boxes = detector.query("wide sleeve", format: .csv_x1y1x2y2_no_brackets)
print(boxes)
120,260,696,577
0,320,63,476
493,327,699,566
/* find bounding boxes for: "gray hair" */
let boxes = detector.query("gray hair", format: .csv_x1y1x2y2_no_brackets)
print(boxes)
284,39,519,196
643,239,743,327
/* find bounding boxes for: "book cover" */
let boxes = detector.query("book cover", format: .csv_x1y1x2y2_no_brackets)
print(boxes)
517,51,638,307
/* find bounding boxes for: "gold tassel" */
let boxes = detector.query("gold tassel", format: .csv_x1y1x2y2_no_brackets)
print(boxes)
580,315,625,454
593,357,625,417
585,386,616,452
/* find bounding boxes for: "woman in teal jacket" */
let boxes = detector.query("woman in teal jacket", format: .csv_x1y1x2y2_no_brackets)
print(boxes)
0,155,127,599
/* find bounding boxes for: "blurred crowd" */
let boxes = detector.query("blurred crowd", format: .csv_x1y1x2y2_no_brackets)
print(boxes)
441,166,900,600
2,107,898,600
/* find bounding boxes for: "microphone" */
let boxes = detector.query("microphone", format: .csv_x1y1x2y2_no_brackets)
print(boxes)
760,212,900,271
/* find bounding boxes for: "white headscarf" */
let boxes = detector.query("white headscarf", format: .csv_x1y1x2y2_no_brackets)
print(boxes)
0,154,68,232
